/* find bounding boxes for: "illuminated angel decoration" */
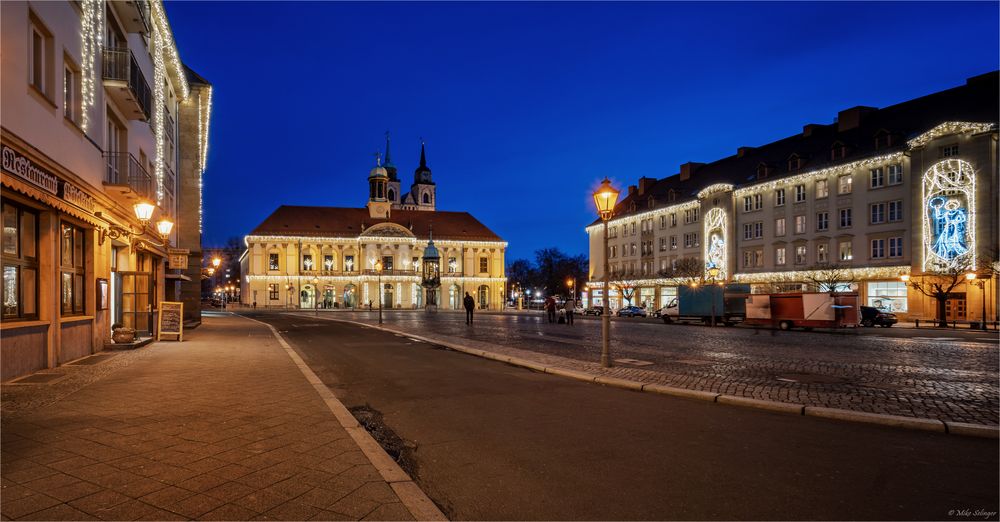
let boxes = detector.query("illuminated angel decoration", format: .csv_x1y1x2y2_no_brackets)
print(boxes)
928,197,968,260
706,234,725,270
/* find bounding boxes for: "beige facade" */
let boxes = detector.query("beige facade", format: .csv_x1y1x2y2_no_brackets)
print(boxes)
1,1,210,380
241,156,507,311
586,75,998,324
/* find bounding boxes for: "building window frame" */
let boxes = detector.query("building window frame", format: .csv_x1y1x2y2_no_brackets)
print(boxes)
59,221,86,316
2,200,39,320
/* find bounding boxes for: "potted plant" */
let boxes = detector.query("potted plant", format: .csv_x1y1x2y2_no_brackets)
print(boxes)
111,323,136,343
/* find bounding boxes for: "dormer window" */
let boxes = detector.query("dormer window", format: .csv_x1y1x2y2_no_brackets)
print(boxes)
667,189,676,202
629,201,637,212
648,196,655,209
756,163,771,179
874,130,894,150
787,154,801,171
830,142,848,161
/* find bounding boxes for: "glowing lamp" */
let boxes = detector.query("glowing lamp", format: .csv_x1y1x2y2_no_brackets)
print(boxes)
899,274,910,282
156,219,174,237
374,260,383,272
593,178,620,220
133,200,155,222
965,272,976,281
212,257,221,268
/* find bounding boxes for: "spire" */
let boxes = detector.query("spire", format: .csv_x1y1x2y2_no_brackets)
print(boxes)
419,140,427,169
414,138,432,183
384,131,398,181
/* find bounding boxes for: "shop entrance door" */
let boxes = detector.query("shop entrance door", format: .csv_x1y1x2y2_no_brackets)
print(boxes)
115,271,154,336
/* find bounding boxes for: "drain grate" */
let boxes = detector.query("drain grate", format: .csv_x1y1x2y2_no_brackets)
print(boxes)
67,354,117,366
8,373,67,384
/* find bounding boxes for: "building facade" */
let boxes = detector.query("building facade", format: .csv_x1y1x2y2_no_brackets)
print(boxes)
241,143,507,310
1,0,211,381
586,72,998,324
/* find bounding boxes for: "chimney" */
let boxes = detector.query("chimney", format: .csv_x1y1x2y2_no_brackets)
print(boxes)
802,124,822,137
627,185,637,197
679,162,704,181
837,106,876,132
737,147,754,158
637,177,656,196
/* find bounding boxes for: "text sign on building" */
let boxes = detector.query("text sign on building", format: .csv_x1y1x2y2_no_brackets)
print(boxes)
2,145,59,194
168,254,189,269
158,301,184,341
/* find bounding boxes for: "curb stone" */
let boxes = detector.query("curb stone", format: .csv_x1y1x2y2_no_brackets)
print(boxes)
244,315,448,521
297,314,1000,439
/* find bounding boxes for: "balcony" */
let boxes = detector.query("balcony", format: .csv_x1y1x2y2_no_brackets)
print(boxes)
362,268,419,277
102,48,151,120
111,0,150,34
103,152,154,203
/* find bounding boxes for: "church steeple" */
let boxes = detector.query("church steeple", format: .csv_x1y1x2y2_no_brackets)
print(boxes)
367,152,391,219
414,140,432,184
384,131,397,180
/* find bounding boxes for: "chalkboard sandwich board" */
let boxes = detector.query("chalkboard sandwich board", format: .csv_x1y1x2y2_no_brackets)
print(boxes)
158,301,184,341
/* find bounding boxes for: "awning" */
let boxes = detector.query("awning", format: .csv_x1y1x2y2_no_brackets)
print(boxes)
166,273,192,282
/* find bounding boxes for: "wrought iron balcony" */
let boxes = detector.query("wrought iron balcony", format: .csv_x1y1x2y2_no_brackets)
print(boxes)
103,152,153,200
102,48,151,120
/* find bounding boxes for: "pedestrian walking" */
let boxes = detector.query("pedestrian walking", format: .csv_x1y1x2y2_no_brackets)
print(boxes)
564,297,575,325
545,296,556,323
463,292,475,325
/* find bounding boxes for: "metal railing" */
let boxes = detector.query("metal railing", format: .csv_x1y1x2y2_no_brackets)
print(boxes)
102,48,151,120
104,152,153,198
362,268,419,276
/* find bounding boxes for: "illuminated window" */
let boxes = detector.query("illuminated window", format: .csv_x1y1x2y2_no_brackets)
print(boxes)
60,222,86,315
775,247,786,266
940,144,959,158
479,257,488,273
345,255,355,272
1,201,38,320
816,179,829,199
839,241,853,261
794,215,806,234
794,246,807,265
447,257,457,273
867,281,907,312
268,284,279,300
775,218,785,237
817,244,828,263
268,253,279,270
670,236,677,249
302,254,313,271
838,175,852,194
670,213,677,227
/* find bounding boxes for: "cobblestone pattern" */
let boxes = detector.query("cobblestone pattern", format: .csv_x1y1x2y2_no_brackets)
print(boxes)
1,314,413,521
315,311,999,426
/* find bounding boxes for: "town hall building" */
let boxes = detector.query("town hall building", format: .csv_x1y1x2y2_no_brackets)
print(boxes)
240,138,507,310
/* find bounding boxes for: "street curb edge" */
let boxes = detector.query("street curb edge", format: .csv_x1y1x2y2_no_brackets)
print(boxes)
241,314,448,521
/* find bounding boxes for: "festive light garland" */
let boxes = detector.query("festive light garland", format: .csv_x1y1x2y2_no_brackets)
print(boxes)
584,199,701,232
244,234,507,248
921,159,976,272
148,0,189,99
78,0,103,132
907,122,995,148
732,265,910,284
732,152,906,197
197,85,213,233
696,183,734,199
151,25,166,205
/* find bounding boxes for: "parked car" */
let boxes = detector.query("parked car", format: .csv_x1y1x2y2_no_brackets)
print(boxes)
583,306,603,316
859,306,897,327
616,306,647,318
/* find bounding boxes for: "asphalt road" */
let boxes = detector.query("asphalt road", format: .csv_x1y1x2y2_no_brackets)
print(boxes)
246,312,999,521
285,309,999,425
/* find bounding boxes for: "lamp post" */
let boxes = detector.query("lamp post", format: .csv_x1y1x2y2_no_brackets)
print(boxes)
706,266,720,327
593,177,620,368
374,260,384,325
566,277,576,302
312,277,320,316
966,272,987,331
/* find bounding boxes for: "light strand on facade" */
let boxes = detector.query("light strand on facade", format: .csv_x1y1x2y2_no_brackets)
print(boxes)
78,0,103,132
731,265,911,284
244,234,508,248
151,25,166,205
696,183,734,199
907,122,995,148
148,0,189,99
732,152,906,197
921,159,976,272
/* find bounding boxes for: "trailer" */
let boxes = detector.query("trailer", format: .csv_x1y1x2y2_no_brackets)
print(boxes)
743,292,859,330
661,284,750,326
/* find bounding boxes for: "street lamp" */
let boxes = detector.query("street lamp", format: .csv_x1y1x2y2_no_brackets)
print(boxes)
374,259,384,325
312,277,320,316
967,272,987,331
593,177,620,368
212,257,221,269
706,266,720,327
566,277,576,302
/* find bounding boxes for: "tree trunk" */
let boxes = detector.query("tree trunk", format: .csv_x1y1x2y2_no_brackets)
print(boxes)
936,296,948,328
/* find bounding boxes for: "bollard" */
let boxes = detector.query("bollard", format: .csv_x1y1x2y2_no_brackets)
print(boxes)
914,318,919,328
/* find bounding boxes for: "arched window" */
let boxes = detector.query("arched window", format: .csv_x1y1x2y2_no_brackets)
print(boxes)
388,188,395,201
422,192,430,204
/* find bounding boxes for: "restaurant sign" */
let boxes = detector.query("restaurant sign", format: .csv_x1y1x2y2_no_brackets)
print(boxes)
2,144,95,213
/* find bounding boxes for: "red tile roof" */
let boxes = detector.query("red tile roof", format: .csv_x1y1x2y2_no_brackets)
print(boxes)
249,205,503,242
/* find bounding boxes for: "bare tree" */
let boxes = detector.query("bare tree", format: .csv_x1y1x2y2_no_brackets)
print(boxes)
609,267,639,307
906,268,968,327
802,263,858,293
656,257,703,287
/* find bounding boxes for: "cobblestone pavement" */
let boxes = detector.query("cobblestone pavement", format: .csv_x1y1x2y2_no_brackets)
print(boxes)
301,310,999,426
1,313,414,521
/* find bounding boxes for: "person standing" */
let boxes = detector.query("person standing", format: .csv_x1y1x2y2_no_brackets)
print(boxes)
464,292,476,325
564,297,575,325
545,296,556,323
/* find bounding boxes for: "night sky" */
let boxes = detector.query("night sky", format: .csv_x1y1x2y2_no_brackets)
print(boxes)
164,1,999,262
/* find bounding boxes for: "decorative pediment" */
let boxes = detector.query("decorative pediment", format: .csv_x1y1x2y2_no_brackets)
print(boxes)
361,222,416,238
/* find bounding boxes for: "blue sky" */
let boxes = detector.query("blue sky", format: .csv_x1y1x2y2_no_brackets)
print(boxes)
165,1,999,261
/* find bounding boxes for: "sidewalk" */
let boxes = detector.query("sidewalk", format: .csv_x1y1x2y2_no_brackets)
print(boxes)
1,313,432,521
